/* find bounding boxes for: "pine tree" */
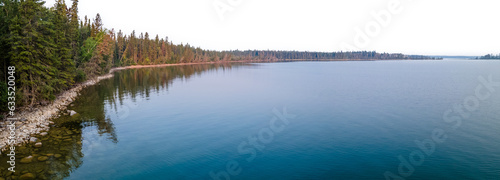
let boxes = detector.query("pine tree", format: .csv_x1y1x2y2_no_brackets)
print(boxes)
10,0,57,105
0,0,19,82
69,0,79,66
52,0,75,91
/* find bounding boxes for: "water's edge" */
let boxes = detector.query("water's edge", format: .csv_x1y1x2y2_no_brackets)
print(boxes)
0,61,245,151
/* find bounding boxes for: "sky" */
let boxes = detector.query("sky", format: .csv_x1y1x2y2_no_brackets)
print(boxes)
43,0,500,56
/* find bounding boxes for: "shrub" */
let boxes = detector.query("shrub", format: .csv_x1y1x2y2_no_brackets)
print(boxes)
75,69,87,83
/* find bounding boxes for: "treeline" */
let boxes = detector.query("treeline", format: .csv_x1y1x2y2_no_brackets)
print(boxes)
477,54,500,59
0,0,437,110
223,50,438,61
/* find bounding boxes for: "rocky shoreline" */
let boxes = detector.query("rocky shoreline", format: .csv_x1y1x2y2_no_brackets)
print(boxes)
0,61,243,152
0,70,115,152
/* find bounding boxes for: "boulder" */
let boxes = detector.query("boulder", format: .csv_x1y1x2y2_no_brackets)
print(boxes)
20,156,33,163
19,173,35,180
29,137,37,143
37,156,48,162
68,110,77,116
34,142,42,148
65,129,73,135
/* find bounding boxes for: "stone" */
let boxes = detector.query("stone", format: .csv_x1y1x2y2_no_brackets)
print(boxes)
37,156,48,162
68,110,77,116
29,137,37,143
54,154,62,158
19,173,36,180
65,129,73,135
34,142,42,148
39,175,48,180
20,156,33,163
40,132,48,136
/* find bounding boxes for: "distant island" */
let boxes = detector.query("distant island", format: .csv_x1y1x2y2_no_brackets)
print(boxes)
476,54,500,60
0,0,439,111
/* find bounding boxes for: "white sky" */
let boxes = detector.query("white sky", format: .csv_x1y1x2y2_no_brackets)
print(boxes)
44,0,500,56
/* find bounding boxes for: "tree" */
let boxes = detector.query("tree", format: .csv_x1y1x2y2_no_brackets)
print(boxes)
0,0,19,82
91,13,102,37
10,0,57,105
69,0,80,65
52,0,75,91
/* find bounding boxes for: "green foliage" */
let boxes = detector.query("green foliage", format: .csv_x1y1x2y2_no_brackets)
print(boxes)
0,81,8,111
80,37,97,63
9,0,55,105
0,0,18,80
75,69,86,83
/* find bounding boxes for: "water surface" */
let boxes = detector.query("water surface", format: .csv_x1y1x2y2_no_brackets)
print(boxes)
2,60,499,179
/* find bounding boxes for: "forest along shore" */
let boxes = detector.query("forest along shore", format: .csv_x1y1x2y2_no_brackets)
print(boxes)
0,61,242,151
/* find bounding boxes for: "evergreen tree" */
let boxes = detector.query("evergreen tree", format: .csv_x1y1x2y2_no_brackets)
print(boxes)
52,0,75,91
10,0,57,105
69,0,79,65
0,0,19,82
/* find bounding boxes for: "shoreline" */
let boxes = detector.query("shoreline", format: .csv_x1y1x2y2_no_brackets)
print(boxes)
0,59,438,150
0,61,243,151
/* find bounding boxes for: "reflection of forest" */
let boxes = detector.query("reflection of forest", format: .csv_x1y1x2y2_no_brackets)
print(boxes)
0,63,250,179
108,63,249,104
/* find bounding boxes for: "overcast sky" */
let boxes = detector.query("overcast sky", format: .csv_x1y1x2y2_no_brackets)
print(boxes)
44,0,500,56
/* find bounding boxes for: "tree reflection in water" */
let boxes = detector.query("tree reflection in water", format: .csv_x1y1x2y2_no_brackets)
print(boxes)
0,63,252,179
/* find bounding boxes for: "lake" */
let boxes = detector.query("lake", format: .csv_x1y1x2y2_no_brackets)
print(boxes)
2,60,499,179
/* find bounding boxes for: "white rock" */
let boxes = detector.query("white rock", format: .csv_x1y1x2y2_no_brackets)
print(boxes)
30,137,38,143
68,110,77,116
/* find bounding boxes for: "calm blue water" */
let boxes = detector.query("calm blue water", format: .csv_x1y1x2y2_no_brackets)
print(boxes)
64,60,500,179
